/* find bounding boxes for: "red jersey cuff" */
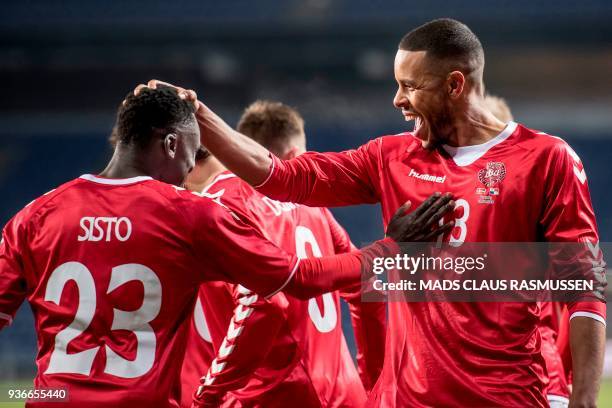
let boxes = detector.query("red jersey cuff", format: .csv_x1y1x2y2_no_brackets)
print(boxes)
253,152,277,189
568,301,606,326
265,257,301,299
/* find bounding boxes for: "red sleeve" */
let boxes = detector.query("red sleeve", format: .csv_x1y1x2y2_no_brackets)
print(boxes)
322,208,387,390
284,238,398,300
0,214,28,330
194,200,300,298
193,286,288,406
256,140,382,207
192,195,397,300
540,139,606,324
202,175,269,237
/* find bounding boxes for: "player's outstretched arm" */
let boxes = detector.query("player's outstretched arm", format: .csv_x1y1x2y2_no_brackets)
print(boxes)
200,192,454,301
135,79,382,207
282,193,455,299
569,317,605,408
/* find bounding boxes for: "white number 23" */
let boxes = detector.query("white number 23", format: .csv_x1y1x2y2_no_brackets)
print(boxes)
44,262,161,379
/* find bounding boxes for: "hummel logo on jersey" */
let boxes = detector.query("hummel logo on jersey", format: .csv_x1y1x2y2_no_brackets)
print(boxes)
408,168,446,183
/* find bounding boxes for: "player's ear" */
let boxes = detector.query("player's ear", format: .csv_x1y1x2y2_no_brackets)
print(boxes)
163,133,178,159
447,71,465,99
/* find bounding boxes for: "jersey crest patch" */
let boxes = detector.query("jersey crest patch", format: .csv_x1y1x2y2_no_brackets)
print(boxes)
478,162,506,187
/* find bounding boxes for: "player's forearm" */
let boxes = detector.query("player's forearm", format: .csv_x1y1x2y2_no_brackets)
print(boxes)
195,101,272,186
569,316,605,407
284,238,398,300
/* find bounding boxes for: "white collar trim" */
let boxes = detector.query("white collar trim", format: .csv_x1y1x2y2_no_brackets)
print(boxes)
79,174,153,185
441,121,517,167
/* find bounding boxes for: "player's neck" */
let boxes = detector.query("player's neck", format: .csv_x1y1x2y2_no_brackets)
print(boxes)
99,147,154,179
443,102,507,147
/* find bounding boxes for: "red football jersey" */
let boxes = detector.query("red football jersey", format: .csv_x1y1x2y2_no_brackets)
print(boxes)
256,122,606,407
186,172,385,407
0,174,299,408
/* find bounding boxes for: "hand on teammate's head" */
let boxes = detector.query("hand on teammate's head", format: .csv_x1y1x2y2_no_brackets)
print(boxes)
128,79,200,112
386,192,455,242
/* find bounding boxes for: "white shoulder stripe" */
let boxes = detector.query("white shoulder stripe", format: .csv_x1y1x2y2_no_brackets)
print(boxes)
570,311,606,326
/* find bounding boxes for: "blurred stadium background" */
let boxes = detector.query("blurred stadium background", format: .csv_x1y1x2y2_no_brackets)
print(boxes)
1,1,611,405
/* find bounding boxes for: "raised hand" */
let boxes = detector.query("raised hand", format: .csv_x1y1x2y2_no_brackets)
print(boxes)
130,79,200,111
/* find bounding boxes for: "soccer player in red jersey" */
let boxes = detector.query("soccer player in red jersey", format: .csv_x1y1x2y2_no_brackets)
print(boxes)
180,101,386,407
142,18,607,408
483,95,571,407
0,86,453,407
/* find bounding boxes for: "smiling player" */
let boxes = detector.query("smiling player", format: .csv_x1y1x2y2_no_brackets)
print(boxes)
142,18,607,407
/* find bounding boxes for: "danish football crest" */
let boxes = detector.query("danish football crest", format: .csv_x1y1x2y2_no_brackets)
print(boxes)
478,162,506,187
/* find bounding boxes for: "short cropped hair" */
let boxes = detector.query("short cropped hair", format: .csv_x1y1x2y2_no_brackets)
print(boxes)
237,101,304,156
115,86,196,148
399,18,484,75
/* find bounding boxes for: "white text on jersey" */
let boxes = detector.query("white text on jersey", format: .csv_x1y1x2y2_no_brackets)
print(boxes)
262,197,297,216
408,168,446,183
78,217,132,242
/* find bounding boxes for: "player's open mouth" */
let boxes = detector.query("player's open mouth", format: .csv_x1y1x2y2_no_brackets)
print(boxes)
413,115,423,132
402,110,419,121
402,112,424,134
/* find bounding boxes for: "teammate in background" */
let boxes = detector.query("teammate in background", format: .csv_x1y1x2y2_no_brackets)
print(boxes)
233,102,387,394
0,86,454,407
483,94,571,407
483,94,514,123
180,101,386,407
141,18,607,407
